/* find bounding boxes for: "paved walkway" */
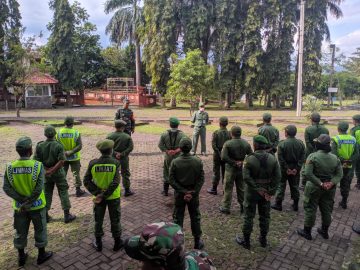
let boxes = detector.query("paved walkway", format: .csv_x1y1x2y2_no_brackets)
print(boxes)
0,122,359,269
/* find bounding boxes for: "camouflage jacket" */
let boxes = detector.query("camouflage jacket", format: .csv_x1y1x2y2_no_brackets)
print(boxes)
115,108,135,133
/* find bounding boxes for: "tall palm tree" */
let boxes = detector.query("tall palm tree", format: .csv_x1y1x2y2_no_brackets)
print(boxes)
105,0,142,86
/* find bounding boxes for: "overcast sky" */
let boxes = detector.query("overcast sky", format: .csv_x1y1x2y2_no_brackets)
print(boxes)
18,0,360,56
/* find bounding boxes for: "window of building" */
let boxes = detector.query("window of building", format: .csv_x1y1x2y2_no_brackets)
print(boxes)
26,86,50,97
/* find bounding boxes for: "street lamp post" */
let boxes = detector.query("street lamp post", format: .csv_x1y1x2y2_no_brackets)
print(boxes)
296,0,305,117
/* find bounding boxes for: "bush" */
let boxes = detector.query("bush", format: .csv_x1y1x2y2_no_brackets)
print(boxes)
303,95,323,119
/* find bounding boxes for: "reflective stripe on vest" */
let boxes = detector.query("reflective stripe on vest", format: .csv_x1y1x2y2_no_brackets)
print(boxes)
91,164,120,200
333,135,356,160
56,127,81,161
355,130,360,145
7,160,46,211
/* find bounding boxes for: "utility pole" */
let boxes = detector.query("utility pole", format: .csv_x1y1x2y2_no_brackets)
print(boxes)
296,0,305,117
328,44,336,107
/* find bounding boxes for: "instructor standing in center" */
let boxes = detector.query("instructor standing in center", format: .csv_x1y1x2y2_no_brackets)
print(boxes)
191,102,209,156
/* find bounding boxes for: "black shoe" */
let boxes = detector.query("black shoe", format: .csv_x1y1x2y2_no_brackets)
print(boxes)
46,213,52,223
162,183,169,196
271,200,282,211
76,188,86,197
297,227,312,240
64,210,76,223
259,235,267,248
113,237,124,251
235,234,250,250
240,204,244,215
18,249,27,267
352,223,360,234
292,200,299,212
339,200,347,209
93,238,102,252
219,207,230,215
194,238,204,249
124,189,135,197
207,185,217,195
317,226,329,239
37,249,53,265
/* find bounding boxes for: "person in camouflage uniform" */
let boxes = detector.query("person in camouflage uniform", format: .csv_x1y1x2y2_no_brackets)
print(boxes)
331,121,358,209
115,99,135,136
351,114,360,189
124,222,216,270
297,134,343,241
191,102,209,155
300,112,329,187
34,126,76,223
207,117,231,195
258,113,279,154
219,126,252,215
271,125,305,212
158,117,186,196
169,137,205,250
107,120,135,197
236,135,281,249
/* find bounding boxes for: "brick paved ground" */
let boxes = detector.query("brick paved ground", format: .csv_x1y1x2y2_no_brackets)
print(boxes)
0,122,359,270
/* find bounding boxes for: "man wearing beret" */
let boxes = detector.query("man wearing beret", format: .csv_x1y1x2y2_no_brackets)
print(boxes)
3,137,53,267
351,114,360,189
258,113,279,154
300,112,329,188
236,135,280,249
331,121,358,209
191,102,209,155
219,126,252,214
208,117,232,195
83,139,123,252
107,120,135,197
272,125,305,212
56,116,86,197
158,117,186,196
124,222,216,270
34,125,76,223
297,134,343,241
115,98,135,136
169,137,205,249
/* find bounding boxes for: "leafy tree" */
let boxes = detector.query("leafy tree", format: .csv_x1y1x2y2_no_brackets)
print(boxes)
345,48,360,77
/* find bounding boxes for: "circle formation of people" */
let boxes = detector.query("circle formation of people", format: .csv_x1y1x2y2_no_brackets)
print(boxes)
3,100,360,270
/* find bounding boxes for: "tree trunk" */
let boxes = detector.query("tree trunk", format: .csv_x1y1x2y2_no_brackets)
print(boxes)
170,96,176,108
246,92,253,108
266,94,272,108
66,92,72,107
224,90,231,109
275,95,280,109
160,95,166,108
135,39,141,86
280,96,286,107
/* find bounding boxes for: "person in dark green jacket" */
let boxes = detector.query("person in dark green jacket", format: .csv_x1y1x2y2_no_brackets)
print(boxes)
158,117,186,196
297,134,343,241
83,139,123,252
331,121,358,209
208,116,232,195
191,102,209,155
351,114,360,189
258,113,279,154
34,125,76,223
107,120,135,197
3,137,53,267
169,137,205,250
219,126,252,214
236,135,281,249
272,125,305,212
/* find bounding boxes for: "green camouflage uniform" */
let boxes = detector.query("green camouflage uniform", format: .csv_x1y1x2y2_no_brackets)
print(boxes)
106,130,134,190
351,115,360,186
191,108,209,154
258,124,279,154
115,107,135,136
169,149,205,238
220,130,252,212
124,222,216,270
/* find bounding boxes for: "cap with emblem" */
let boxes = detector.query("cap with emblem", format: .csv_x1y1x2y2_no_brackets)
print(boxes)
310,112,321,123
231,125,242,137
44,125,56,138
96,139,114,151
337,121,349,132
219,116,228,125
253,135,269,145
16,136,32,150
123,98,130,104
115,119,127,128
64,116,74,126
352,114,360,122
263,113,272,122
198,102,205,108
179,137,192,152
314,134,331,145
285,125,297,137
169,117,180,126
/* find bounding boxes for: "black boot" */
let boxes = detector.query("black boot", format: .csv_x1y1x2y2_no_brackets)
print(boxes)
18,249,28,267
235,233,250,250
297,226,312,240
113,237,124,251
37,247,53,265
161,183,169,196
93,237,102,252
292,199,299,212
64,210,76,223
271,199,282,211
339,198,347,209
317,225,329,239
259,234,267,248
219,206,230,215
124,188,135,197
240,204,244,215
46,212,52,223
352,223,360,234
207,184,218,195
76,187,86,197
194,237,204,249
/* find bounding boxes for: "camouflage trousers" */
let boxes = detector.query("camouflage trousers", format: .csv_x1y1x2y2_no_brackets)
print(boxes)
303,182,336,227
340,167,353,200
162,155,177,184
119,156,131,189
275,170,300,202
45,173,71,211
212,152,225,186
221,166,244,211
64,160,82,188
173,192,202,238
94,199,121,238
13,208,47,249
